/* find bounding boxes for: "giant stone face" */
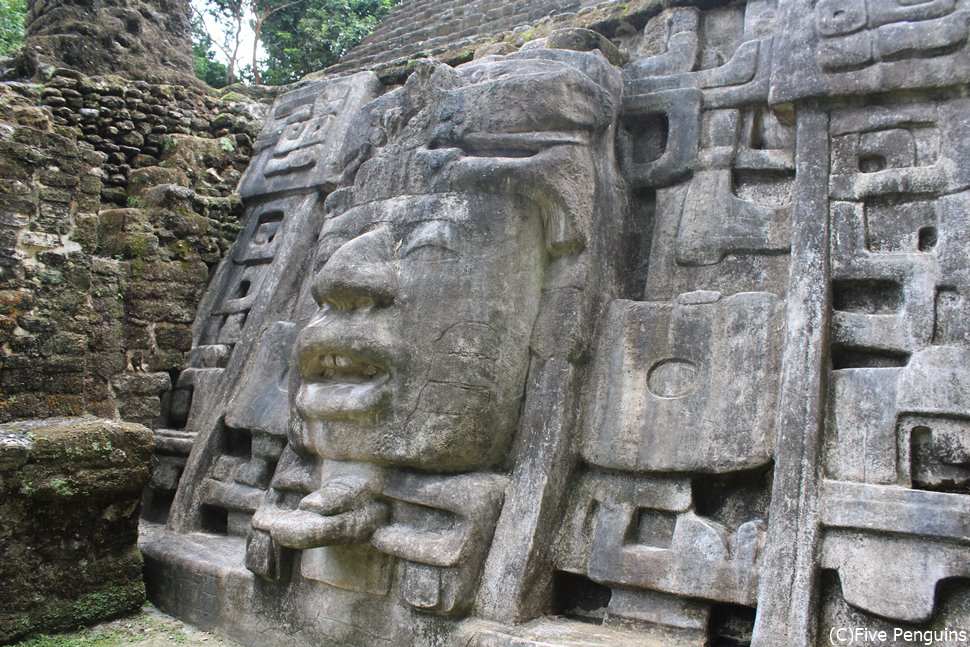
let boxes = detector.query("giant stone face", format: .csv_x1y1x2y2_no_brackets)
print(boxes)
289,52,619,472
293,192,544,471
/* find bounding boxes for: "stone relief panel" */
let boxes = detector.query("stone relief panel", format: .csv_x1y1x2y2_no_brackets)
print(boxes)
241,51,626,627
818,95,970,637
146,48,634,646
140,2,970,646
618,1,796,301
546,4,793,644
772,0,970,102
141,73,382,526
238,73,383,198
582,293,783,474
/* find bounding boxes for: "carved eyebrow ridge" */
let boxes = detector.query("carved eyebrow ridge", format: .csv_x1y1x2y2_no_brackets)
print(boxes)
430,131,588,158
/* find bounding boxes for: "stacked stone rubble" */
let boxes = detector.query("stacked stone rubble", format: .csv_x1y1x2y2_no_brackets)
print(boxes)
327,0,585,75
24,0,196,84
0,66,268,428
319,0,706,83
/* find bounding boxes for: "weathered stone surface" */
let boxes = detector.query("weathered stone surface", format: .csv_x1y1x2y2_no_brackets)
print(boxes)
24,0,198,85
0,417,154,644
0,65,267,427
0,0,954,646
318,0,661,83
145,46,638,646
771,0,970,102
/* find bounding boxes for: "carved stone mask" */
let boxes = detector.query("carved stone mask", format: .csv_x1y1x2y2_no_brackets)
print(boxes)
293,192,544,472
289,51,622,472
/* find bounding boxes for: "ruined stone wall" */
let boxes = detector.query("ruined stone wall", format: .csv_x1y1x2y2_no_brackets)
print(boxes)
320,0,679,81
327,0,588,74
0,7,270,643
25,0,196,84
0,66,267,427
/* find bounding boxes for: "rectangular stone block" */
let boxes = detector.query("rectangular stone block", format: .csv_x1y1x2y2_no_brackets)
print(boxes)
0,418,153,643
582,292,782,473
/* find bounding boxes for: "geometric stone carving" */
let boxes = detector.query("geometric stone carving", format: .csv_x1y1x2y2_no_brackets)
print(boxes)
821,485,970,622
582,292,783,473
822,97,970,625
772,0,970,102
239,73,383,198
139,1,970,645
139,72,384,535
589,506,763,606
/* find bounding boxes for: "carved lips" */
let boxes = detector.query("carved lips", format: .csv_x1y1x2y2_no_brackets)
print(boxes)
294,330,392,420
302,352,384,382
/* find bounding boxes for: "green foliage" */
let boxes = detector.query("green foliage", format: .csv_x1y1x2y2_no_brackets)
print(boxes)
260,0,397,84
192,0,394,85
141,615,189,644
194,39,231,88
191,12,231,88
0,0,24,57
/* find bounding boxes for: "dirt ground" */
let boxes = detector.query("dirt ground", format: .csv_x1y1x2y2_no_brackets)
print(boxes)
14,605,242,647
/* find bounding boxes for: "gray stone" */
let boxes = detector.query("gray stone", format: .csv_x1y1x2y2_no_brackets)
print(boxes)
140,2,970,646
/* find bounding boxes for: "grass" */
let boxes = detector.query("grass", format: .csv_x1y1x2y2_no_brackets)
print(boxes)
12,630,124,647
8,605,230,646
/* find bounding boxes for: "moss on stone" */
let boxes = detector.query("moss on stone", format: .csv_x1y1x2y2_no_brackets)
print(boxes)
168,240,192,261
0,419,152,643
71,582,145,626
129,258,145,278
46,477,75,497
125,235,148,258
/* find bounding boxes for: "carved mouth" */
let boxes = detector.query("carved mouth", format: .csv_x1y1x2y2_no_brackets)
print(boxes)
295,345,391,419
301,352,387,384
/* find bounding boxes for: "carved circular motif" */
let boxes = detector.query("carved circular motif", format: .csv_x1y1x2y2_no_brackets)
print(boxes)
647,359,699,398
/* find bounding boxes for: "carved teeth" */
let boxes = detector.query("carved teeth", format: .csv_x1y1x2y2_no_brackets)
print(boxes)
305,352,385,383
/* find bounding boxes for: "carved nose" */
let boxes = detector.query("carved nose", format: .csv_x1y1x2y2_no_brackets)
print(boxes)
312,227,398,310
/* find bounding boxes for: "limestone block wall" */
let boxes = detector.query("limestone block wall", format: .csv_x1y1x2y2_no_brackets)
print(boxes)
38,71,248,205
0,417,154,643
25,0,196,84
329,0,586,73
0,66,268,428
320,0,675,81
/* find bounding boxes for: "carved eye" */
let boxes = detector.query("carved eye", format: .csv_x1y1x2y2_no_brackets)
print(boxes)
400,221,459,261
